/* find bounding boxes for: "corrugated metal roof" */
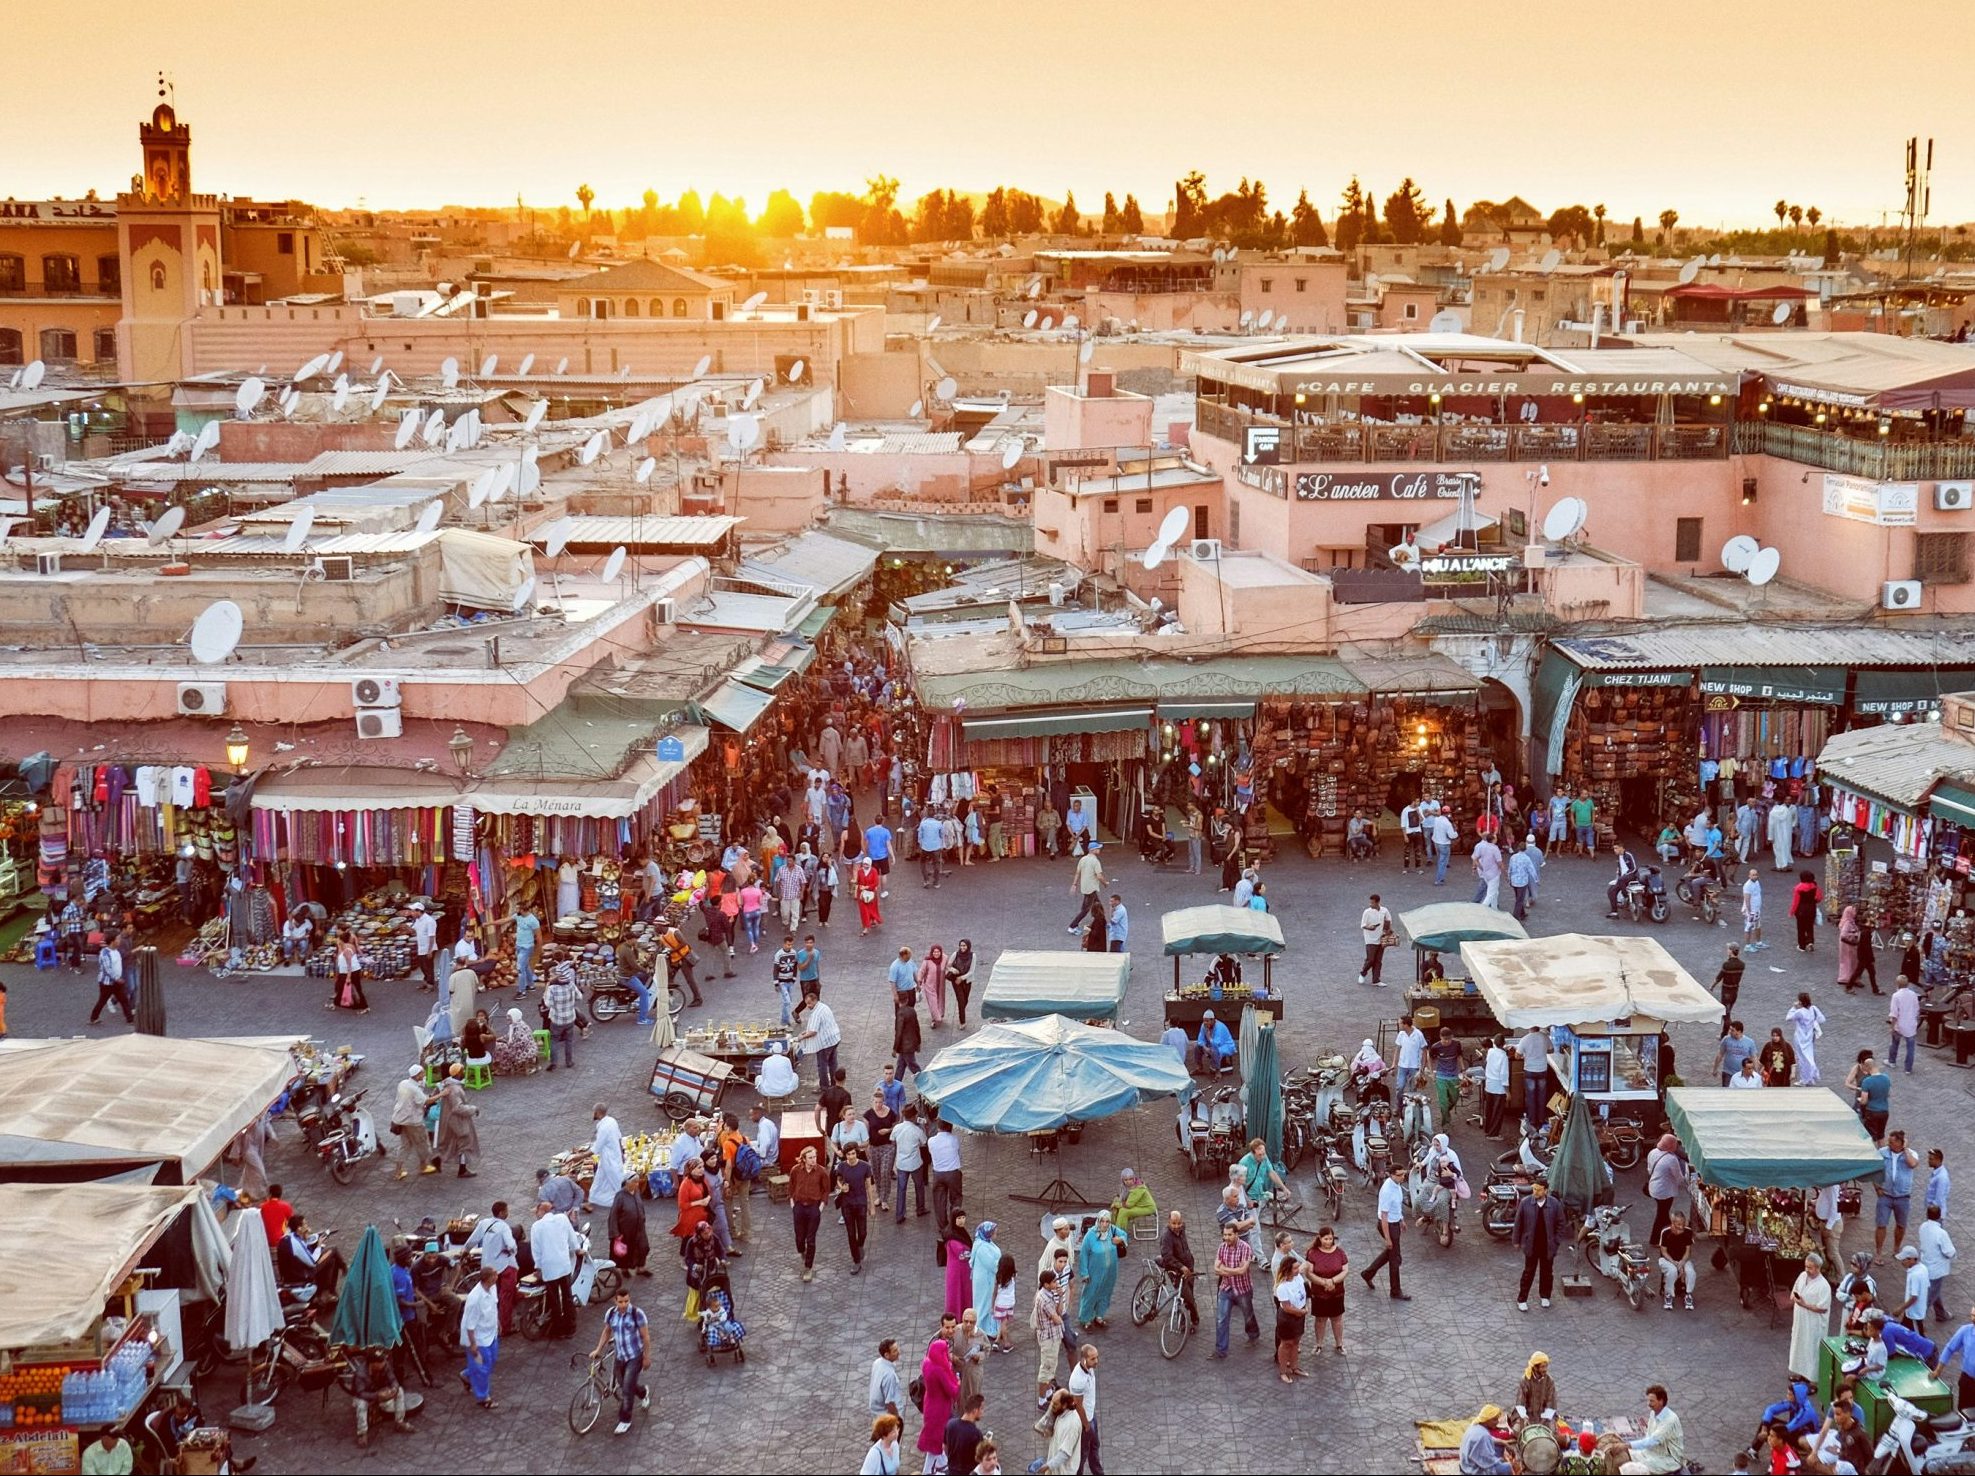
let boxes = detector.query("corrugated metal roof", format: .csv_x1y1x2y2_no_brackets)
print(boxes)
843,433,964,455
1552,624,1971,672
821,507,1034,556
116,462,301,483
1818,722,1975,809
298,450,437,476
534,515,740,548
916,654,1365,711
197,530,444,557
684,590,814,633
739,531,878,600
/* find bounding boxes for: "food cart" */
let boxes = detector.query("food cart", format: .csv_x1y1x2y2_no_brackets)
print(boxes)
0,1184,203,1474
1159,905,1286,1031
980,952,1129,1026
647,1044,742,1123
1394,903,1528,1043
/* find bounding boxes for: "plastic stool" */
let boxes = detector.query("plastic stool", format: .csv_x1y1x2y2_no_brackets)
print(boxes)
424,1061,447,1089
534,1029,552,1062
34,935,60,970
462,1059,494,1090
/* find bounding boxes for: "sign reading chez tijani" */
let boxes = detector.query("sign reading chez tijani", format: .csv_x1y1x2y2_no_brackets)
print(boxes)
1294,471,1474,501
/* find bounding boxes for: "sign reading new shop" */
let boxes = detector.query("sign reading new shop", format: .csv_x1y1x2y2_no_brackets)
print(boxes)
1295,470,1476,501
1698,666,1844,706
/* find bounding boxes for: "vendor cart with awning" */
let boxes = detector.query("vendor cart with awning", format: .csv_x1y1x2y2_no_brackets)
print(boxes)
980,951,1129,1025
1160,905,1285,1030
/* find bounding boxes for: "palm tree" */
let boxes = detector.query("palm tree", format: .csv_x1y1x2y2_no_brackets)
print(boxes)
1774,199,1788,227
1593,203,1607,245
1658,209,1679,245
1806,206,1822,228
1788,204,1804,228
576,183,595,218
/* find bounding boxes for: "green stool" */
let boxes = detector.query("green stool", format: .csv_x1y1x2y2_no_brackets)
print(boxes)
462,1059,494,1090
424,1061,446,1089
534,1029,552,1063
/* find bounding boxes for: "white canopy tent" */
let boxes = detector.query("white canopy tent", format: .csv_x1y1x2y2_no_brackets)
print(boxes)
1456,934,1723,1029
0,1183,199,1348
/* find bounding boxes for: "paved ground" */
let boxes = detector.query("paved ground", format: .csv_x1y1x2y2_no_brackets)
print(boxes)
4,835,1956,1474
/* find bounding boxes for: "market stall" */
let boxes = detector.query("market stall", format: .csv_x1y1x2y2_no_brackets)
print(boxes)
1396,903,1529,1042
980,951,1129,1026
669,1025,800,1089
1458,935,1722,1103
0,1183,201,1474
1160,905,1285,1030
546,1124,690,1199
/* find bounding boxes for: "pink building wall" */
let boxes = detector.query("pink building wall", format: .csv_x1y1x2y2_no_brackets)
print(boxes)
1043,383,1154,450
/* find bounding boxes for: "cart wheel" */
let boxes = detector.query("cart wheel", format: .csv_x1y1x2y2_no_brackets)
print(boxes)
661,1092,695,1123
591,1266,624,1302
705,1351,718,1368
734,1346,745,1363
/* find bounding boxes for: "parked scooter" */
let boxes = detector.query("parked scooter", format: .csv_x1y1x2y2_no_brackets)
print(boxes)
515,1222,619,1340
1577,1203,1656,1310
1394,1087,1435,1152
1865,1390,1975,1473
314,1089,381,1185
1352,1106,1395,1188
1619,866,1670,924
1308,1057,1352,1134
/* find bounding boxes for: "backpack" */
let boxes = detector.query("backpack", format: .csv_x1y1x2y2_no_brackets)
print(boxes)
733,1141,763,1181
907,1374,925,1412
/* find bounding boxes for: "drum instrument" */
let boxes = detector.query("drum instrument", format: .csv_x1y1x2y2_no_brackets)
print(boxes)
1515,1422,1561,1474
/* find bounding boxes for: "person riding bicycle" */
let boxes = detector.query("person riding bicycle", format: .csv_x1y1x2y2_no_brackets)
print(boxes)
1155,1210,1199,1327
1236,1139,1290,1211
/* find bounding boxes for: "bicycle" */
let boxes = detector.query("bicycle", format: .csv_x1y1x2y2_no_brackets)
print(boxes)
567,1349,618,1436
1128,1266,1198,1359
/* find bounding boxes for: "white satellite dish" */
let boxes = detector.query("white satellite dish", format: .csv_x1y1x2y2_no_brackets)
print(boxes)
788,359,806,384
77,506,111,553
165,430,192,457
282,387,303,418
524,400,548,432
626,410,650,443
580,430,606,465
1141,545,1165,571
634,457,656,483
568,241,581,259
1156,505,1190,546
521,443,539,468
618,365,633,379
479,354,498,379
0,516,14,542
440,356,460,389
147,505,186,546
282,509,316,553
1000,439,1023,470
394,410,419,450
516,460,539,497
1022,310,1038,329
1677,258,1701,285
691,355,712,380
513,575,537,610
192,421,222,458
827,423,847,452
1224,247,1237,260
1429,310,1462,334
234,377,266,417
517,353,535,376
1708,253,1723,267
543,518,574,558
744,378,764,408
21,360,47,390
1487,247,1511,272
369,356,384,376
1256,310,1274,330
332,372,349,397
415,501,444,534
1238,309,1254,328
909,399,924,418
1064,314,1079,330
601,546,626,581
1746,547,1781,586
555,357,570,375
1539,249,1562,274
189,600,244,665
742,291,768,311
468,469,495,509
1721,535,1759,573
331,381,350,413
1771,302,1791,325
1212,248,1225,265
1079,340,1095,363
369,378,390,413
6,369,19,390
423,412,446,447
1027,278,1042,299
325,350,344,376
936,376,957,401
1540,497,1588,542
728,415,761,452
293,354,329,383
927,316,942,333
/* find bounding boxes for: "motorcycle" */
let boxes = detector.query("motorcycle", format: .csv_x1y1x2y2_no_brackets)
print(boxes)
1618,866,1670,924
1481,1177,1531,1240
1183,1086,1244,1181
587,976,687,1024
1351,1107,1394,1188
1308,1057,1352,1134
314,1089,381,1185
1395,1088,1435,1152
1589,1110,1646,1172
1409,1144,1463,1247
1576,1203,1655,1310
515,1222,621,1340
1867,1391,1975,1473
1673,866,1724,926
1492,1119,1554,1181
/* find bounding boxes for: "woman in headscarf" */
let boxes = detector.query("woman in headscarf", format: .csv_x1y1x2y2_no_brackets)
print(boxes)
1075,1209,1127,1329
951,1307,986,1410
917,944,947,1030
1789,870,1821,954
1645,1133,1688,1243
938,1210,973,1318
1110,1168,1156,1237
968,1222,1003,1341
433,1063,480,1178
853,855,883,936
1417,1133,1463,1232
610,1172,652,1279
1516,1351,1557,1423
915,1335,961,1470
1350,1039,1389,1105
1787,991,1827,1085
945,940,975,1028
1838,903,1878,992
492,1006,537,1076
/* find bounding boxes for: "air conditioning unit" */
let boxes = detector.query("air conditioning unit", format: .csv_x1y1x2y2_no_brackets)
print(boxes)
1938,481,1973,512
177,682,227,716
1883,579,1924,610
1189,538,1222,560
355,708,403,740
800,288,822,307
821,289,843,309
653,597,676,624
318,556,355,581
352,676,401,708
34,552,61,576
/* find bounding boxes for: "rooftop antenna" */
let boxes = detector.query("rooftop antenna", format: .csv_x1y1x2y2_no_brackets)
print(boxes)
1720,535,1759,573
927,315,942,333
601,546,627,582
524,400,548,432
634,457,656,483
1000,438,1024,471
368,376,390,413
788,359,806,384
20,360,46,391
479,353,498,379
1022,309,1038,329
1140,503,1190,571
1486,247,1510,272
1903,135,1934,281
580,429,606,465
77,506,111,553
330,376,350,414
1745,545,1781,588
555,357,569,375
146,504,186,550
440,356,460,389
1539,248,1561,274
935,376,958,402
827,423,848,452
394,409,419,450
690,354,711,381
188,600,243,666
1428,309,1462,333
909,399,924,418
422,408,446,446
1770,302,1792,326
189,421,221,463
742,290,768,312
1677,258,1702,285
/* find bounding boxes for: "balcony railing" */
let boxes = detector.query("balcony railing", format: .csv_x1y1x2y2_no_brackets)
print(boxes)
1735,420,1975,480
1196,402,1729,466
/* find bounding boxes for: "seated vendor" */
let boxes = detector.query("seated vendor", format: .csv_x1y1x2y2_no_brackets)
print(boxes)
1207,954,1242,989
1190,1011,1235,1074
1110,1169,1156,1236
1514,1351,1556,1423
1458,1405,1511,1475
1420,952,1447,986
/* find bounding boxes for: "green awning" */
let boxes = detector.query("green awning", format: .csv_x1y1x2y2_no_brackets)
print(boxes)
961,708,1151,741
1156,699,1255,720
979,951,1130,1023
698,680,775,735
736,664,795,693
1854,668,1970,716
1664,1086,1883,1189
796,606,837,639
1159,904,1285,957
1932,783,1975,828
1397,902,1530,953
1699,665,1844,706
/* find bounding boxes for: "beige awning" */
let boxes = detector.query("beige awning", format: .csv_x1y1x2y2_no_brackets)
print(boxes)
466,726,708,818
1457,934,1723,1029
0,1184,200,1348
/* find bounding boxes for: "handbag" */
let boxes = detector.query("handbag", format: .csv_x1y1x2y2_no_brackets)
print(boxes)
1380,926,1399,948
611,1235,629,1261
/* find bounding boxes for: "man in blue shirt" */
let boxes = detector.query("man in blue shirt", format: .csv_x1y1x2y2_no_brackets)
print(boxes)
1191,1011,1234,1074
863,816,893,897
874,1062,907,1115
1878,1131,1920,1261
796,936,822,994
1064,799,1094,855
1106,895,1128,954
1928,1149,1951,1216
1714,1021,1756,1085
509,906,541,996
916,811,946,889
1933,1304,1975,1408
887,946,918,1006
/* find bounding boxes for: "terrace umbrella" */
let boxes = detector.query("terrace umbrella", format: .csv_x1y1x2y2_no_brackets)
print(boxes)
328,1225,403,1352
1242,1019,1283,1165
1547,1092,1613,1217
132,949,166,1036
223,1208,283,1355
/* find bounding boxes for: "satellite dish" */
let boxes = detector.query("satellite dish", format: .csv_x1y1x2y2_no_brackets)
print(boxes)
368,378,390,413
147,505,186,546
1708,253,1723,266
1063,313,1079,331
580,430,606,465
626,410,649,443
1256,310,1274,330
1540,497,1588,542
1027,278,1042,299
283,387,304,418
568,241,581,259
468,470,493,509
1212,248,1225,264
1487,247,1511,272
394,410,419,450
1000,439,1023,470
369,356,384,376
0,516,14,542
415,501,444,534
331,381,350,413
1747,547,1781,586
744,377,764,408
555,357,570,375
293,354,330,382
936,376,957,401
543,517,574,558
440,356,460,389
1429,309,1462,334
601,546,626,582
77,506,111,553
516,459,539,496
618,364,633,379
517,353,535,376
691,355,712,380
742,291,768,311
927,315,942,333
1022,310,1038,329
513,575,537,610
332,371,349,397
191,421,222,460
1141,545,1165,571
423,410,446,447
634,457,656,483
1224,247,1237,260
234,377,266,417
1771,302,1791,325
1721,535,1759,573
1156,505,1190,546
909,399,924,418
1677,258,1701,285
189,600,244,665
21,360,46,390
163,430,192,457
1239,310,1254,328
325,350,344,376
728,414,761,452
1539,249,1562,274
788,358,807,384
524,400,548,432
479,354,498,378
282,509,316,553
827,423,847,452
1079,340,1095,363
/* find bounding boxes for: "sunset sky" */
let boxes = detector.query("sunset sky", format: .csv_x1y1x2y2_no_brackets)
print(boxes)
8,0,1970,230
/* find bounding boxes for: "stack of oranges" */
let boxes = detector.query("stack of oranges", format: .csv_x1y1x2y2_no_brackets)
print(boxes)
0,1363,72,1426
